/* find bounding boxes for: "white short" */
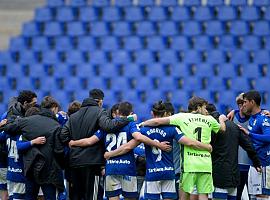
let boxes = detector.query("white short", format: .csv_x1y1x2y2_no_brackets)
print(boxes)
210,187,237,199
105,175,138,198
248,166,270,195
0,168,7,190
144,180,177,200
7,181,25,199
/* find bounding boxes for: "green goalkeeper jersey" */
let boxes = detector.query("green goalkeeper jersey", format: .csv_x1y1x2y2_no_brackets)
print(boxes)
170,113,220,173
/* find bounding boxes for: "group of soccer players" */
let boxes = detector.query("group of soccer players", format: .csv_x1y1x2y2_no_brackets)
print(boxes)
0,89,269,200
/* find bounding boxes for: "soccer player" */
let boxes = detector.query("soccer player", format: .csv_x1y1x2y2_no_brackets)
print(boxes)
140,97,227,200
69,101,171,200
238,90,270,200
105,100,213,200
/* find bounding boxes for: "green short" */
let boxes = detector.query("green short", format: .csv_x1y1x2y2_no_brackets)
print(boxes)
180,172,214,194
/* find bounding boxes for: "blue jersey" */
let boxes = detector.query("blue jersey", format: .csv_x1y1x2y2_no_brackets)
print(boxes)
0,112,8,168
247,111,270,166
56,112,68,126
98,121,139,176
140,126,183,181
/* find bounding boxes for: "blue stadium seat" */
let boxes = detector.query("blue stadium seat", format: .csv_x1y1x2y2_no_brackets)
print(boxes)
67,22,85,36
183,21,202,36
264,36,270,50
159,21,178,36
243,64,260,78
125,90,139,103
218,91,236,105
205,21,224,36
89,50,107,64
19,50,37,64
171,63,190,77
90,22,109,36
47,0,64,7
134,103,151,121
242,36,260,51
217,6,237,21
264,7,270,20
207,77,226,91
6,63,24,78
159,50,178,64
194,7,212,21
114,0,133,7
92,0,110,7
112,21,131,36
253,21,270,36
0,52,13,64
111,77,129,91
124,7,144,22
195,90,212,102
65,77,83,91
230,50,249,64
102,7,121,22
88,77,106,89
256,78,270,91
218,63,237,77
77,63,96,78
183,50,202,64
148,7,167,21
145,90,163,104
52,90,69,105
100,36,119,51
253,0,269,6
22,22,40,37
147,36,166,51
111,50,131,64
54,36,73,51
137,0,155,6
42,50,60,64
160,0,177,6
171,36,190,50
231,77,250,91
241,6,259,21
230,21,249,36
31,36,51,51
171,90,190,106
44,22,63,36
218,35,236,50
16,77,35,91
35,7,53,22
56,7,75,22
99,63,118,77
135,50,154,64
9,37,26,51
136,21,156,36
40,77,58,91
53,63,71,77
123,63,142,77
136,77,154,90
193,36,212,50
171,7,190,21
207,50,226,64
196,63,215,77
79,7,97,22
147,63,165,77
70,0,87,6
123,36,143,51
159,77,177,90
207,0,224,6
230,0,247,6
77,36,96,51
184,0,201,6
66,51,84,64
253,50,270,64
28,64,45,77
183,77,201,91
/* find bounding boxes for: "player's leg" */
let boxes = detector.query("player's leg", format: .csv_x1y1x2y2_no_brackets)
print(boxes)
144,180,161,199
105,175,122,200
0,168,8,200
11,182,26,200
121,175,138,200
196,173,214,200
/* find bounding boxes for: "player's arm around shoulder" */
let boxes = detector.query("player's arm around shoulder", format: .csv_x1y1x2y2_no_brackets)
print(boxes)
141,117,170,127
178,136,212,152
69,131,102,148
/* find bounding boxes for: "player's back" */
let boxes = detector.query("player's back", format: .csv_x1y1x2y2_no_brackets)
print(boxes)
105,121,139,176
140,125,182,181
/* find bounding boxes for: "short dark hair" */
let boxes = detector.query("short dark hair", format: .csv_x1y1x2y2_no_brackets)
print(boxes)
67,101,81,116
17,90,37,104
164,102,175,115
206,103,217,113
89,89,104,100
110,103,120,118
40,96,60,109
118,102,133,116
188,96,208,112
152,100,166,117
243,90,261,106
25,106,40,117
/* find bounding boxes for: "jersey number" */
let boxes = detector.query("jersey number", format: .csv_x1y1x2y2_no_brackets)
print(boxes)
152,139,162,162
6,138,19,162
106,132,127,152
194,127,202,142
